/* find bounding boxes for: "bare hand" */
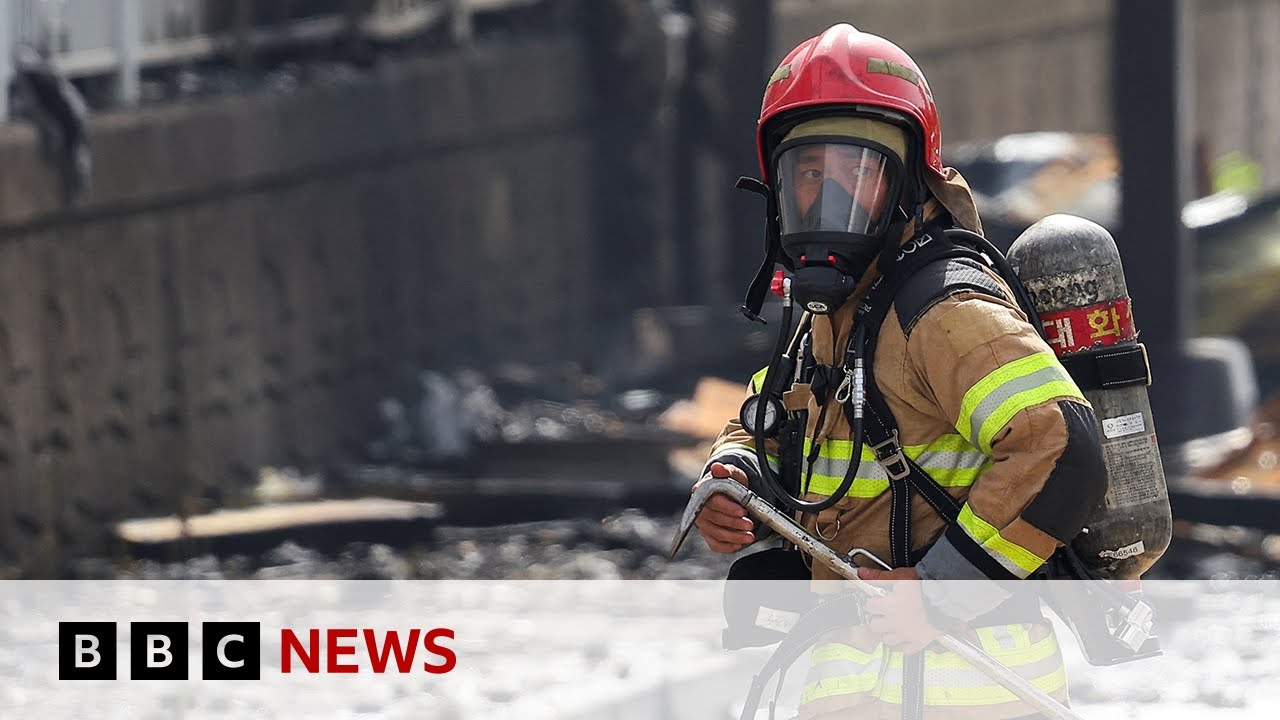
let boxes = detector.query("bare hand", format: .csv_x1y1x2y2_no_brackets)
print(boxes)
858,566,944,654
691,462,756,553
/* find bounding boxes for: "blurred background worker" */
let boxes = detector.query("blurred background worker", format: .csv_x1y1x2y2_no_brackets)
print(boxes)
693,23,1110,720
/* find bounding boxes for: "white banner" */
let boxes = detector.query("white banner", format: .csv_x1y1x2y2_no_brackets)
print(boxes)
1,580,1277,719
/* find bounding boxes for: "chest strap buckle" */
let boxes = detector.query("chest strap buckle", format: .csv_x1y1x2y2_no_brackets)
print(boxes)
869,430,911,481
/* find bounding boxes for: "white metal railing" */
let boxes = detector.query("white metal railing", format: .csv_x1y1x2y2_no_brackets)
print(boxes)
1,0,541,122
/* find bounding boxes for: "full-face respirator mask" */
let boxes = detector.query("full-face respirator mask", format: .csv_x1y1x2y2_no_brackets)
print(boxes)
770,118,911,316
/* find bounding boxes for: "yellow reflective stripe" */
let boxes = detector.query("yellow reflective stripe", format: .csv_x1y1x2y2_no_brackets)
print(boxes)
977,379,1082,452
957,503,999,542
959,353,1059,431
975,626,1000,650
985,535,1046,576
921,433,987,454
957,505,1045,576
810,634,1058,671
805,434,977,460
811,642,878,665
802,674,880,703
803,634,1065,706
800,435,990,497
750,366,770,393
805,474,890,498
800,437,889,497
1005,624,1032,652
803,467,988,497
802,665,1067,706
917,667,1067,705
954,630,1058,668
806,436,876,462
925,464,992,487
956,352,1084,454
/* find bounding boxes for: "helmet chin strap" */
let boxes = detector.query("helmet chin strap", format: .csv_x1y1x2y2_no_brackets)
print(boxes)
735,176,781,324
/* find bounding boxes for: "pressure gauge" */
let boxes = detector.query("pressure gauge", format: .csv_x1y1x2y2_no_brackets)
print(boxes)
740,393,784,438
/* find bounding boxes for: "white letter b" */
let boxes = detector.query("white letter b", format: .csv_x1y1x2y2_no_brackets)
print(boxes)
75,635,101,668
147,635,173,668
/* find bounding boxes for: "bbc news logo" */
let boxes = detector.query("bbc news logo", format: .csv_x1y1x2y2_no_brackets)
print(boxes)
59,622,456,680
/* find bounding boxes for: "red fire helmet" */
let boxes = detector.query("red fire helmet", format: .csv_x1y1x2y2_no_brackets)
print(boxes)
758,24,944,183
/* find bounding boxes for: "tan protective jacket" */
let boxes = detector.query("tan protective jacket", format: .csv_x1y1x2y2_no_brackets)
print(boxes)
711,266,1103,583
707,171,1105,589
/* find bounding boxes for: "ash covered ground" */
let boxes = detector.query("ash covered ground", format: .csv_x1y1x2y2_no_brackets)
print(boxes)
78,509,738,581
72,505,1280,583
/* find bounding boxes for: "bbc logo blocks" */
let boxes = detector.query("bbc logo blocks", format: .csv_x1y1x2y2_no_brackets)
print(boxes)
59,621,261,681
57,621,454,680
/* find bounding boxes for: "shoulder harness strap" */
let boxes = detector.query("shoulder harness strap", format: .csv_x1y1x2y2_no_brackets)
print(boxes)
894,256,1010,337
852,228,1013,567
850,230,1023,720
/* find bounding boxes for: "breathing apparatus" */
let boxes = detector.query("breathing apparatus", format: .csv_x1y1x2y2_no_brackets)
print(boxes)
741,115,916,319
736,111,926,514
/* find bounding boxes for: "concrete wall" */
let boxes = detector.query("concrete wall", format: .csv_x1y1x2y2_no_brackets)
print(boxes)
0,37,592,572
776,0,1280,190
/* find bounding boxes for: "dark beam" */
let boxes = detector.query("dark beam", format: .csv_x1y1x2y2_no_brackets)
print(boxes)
1112,0,1194,443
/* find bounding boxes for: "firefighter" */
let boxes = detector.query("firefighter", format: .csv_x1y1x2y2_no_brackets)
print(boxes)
693,24,1109,719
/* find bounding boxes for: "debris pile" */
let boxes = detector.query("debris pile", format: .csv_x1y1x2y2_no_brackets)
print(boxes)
88,510,737,581
364,366,647,469
1195,393,1280,486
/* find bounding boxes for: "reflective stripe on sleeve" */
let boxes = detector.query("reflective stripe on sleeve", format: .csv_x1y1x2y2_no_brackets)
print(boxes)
955,504,1046,577
957,352,1085,454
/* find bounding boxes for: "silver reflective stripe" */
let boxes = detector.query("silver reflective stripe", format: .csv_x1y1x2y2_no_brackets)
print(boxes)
989,626,1017,650
806,448,989,484
803,445,983,497
809,454,886,481
966,365,1070,448
804,657,897,686
913,449,992,478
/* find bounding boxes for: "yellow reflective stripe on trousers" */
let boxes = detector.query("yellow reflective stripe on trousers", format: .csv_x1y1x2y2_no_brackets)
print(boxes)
957,352,1085,454
957,504,1045,577
800,435,990,497
801,632,1065,706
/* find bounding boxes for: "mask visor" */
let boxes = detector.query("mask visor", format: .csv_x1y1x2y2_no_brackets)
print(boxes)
775,143,900,237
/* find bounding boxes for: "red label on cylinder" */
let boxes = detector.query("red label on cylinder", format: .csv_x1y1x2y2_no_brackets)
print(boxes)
1038,297,1136,355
